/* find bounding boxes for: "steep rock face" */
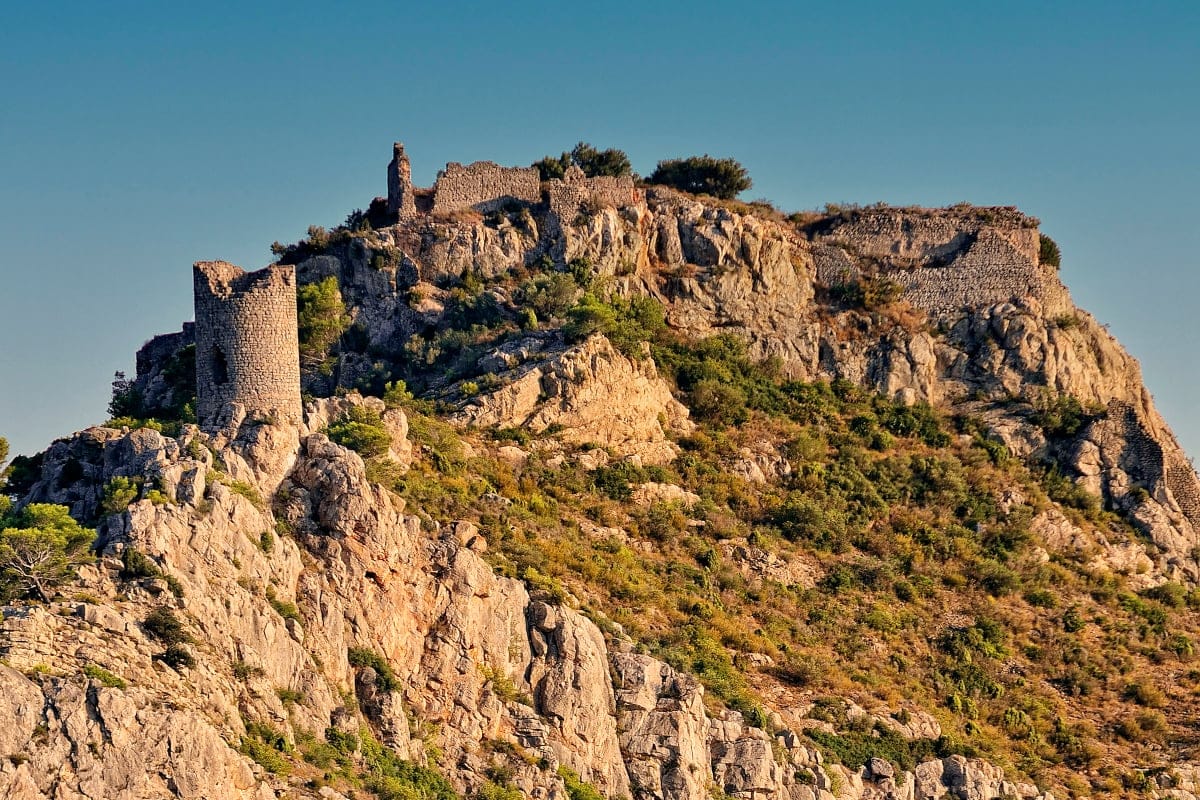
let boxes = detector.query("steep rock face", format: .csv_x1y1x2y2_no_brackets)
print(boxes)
0,662,271,800
5,407,1081,800
456,334,692,465
290,192,1196,580
97,178,1200,797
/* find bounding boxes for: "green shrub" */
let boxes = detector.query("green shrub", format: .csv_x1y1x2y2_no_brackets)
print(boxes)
156,644,196,670
240,720,292,775
564,294,666,358
143,607,191,645
521,273,580,321
297,276,350,372
266,587,302,623
327,406,393,458
101,476,141,515
0,504,95,602
1122,681,1166,708
558,766,605,800
533,142,632,180
83,663,127,689
359,728,459,800
1039,234,1062,268
648,155,752,199
688,380,749,426
806,724,942,772
477,781,523,800
1062,605,1085,633
348,647,401,692
829,276,903,311
479,663,529,704
119,548,183,597
1030,392,1098,440
229,480,265,509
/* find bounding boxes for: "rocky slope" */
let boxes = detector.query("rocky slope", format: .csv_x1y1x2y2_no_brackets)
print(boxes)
7,163,1200,800
240,188,1198,583
4,395,1087,800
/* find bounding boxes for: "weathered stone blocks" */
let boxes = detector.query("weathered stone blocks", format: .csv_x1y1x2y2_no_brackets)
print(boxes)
193,261,302,431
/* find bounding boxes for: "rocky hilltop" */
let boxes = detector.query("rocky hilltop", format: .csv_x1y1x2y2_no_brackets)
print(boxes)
4,144,1200,800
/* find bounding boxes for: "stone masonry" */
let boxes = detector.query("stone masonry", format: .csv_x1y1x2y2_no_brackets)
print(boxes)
387,142,417,218
810,207,1071,318
546,164,641,219
430,161,542,215
193,261,302,431
384,141,642,223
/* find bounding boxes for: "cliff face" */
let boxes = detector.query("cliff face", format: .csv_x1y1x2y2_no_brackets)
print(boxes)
263,189,1199,581
6,398,1080,800
15,175,1200,800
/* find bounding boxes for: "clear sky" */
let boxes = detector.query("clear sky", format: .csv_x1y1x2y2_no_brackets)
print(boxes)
1,1,1197,460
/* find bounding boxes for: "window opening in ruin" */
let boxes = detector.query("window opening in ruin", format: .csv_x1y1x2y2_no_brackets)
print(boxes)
213,347,229,385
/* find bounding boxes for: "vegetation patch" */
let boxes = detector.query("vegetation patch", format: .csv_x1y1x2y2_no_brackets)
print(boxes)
348,648,401,693
82,663,127,689
327,406,393,457
0,503,95,602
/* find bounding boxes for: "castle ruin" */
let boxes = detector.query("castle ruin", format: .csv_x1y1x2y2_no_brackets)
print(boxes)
193,261,302,431
386,142,641,221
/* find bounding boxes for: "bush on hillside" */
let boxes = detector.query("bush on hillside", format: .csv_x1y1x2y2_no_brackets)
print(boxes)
648,155,752,199
1039,234,1061,268
327,406,393,458
533,142,632,180
297,276,350,373
0,503,95,602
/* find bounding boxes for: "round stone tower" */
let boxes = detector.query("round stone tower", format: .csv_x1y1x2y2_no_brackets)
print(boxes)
193,261,302,431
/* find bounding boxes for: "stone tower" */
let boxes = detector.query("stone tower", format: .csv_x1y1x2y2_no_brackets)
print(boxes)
193,261,302,431
386,142,416,218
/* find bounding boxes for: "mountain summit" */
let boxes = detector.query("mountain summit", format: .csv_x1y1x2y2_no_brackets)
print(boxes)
2,142,1199,800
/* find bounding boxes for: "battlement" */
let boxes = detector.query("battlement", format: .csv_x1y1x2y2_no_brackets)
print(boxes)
193,261,302,431
386,142,642,221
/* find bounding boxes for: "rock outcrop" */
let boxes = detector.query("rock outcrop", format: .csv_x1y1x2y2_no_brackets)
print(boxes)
54,146,1200,800
456,334,692,465
269,188,1198,582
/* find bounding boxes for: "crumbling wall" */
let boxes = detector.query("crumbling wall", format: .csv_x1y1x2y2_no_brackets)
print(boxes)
545,166,641,221
819,207,1040,264
430,161,541,215
892,230,1071,316
193,261,302,431
387,142,417,218
811,208,1069,317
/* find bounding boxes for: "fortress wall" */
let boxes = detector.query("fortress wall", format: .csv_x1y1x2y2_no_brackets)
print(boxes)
387,142,417,218
545,169,641,221
813,208,1064,317
430,161,541,215
892,230,1070,316
193,261,302,430
823,209,1040,265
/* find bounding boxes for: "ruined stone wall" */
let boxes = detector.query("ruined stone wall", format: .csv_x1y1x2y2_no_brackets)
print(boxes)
193,261,302,431
387,142,417,218
811,208,1068,318
430,161,541,215
892,230,1071,316
820,207,1040,265
1091,402,1200,527
545,167,641,221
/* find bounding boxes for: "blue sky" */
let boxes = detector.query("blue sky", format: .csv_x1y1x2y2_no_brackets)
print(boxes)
1,1,1197,459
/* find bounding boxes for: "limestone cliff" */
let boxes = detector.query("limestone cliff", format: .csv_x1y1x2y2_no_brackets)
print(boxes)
234,187,1198,583
15,149,1200,800
4,400,1084,800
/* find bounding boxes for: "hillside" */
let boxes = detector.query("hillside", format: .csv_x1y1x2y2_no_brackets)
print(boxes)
2,143,1200,800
